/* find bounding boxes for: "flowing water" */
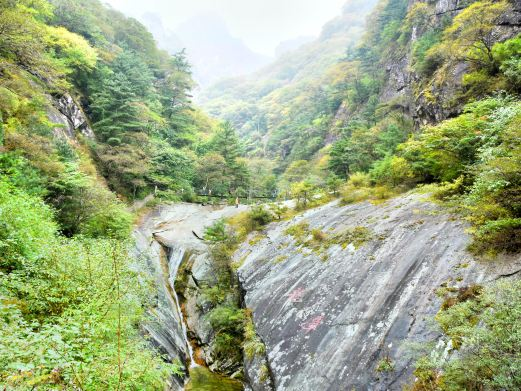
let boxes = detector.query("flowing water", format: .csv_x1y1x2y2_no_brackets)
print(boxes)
185,367,243,391
161,243,244,390
166,245,197,368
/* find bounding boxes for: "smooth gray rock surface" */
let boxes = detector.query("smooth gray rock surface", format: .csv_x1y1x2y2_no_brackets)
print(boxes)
236,193,520,390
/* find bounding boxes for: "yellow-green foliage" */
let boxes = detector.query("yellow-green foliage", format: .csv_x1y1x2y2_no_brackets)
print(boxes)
285,220,373,255
284,221,310,245
243,310,266,360
333,226,373,249
311,228,326,243
45,26,98,72
440,1,510,71
409,280,521,390
340,172,397,205
273,255,289,265
397,96,521,253
376,357,394,373
228,206,274,240
249,233,266,246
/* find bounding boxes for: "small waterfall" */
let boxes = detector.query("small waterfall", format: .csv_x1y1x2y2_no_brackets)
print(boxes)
167,246,197,368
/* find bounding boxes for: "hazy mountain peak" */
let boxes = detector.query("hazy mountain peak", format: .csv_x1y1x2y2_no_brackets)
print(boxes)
141,12,271,87
275,36,315,57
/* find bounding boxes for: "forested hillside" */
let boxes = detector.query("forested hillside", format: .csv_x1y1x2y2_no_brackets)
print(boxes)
203,0,521,255
0,0,255,388
199,0,379,173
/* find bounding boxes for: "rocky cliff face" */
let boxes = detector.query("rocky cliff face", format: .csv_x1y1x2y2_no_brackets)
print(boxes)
46,94,95,141
235,193,520,390
333,0,521,130
379,0,521,126
134,212,191,391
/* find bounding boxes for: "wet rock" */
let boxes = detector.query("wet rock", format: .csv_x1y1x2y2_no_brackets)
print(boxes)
134,225,188,391
135,203,251,385
237,193,517,390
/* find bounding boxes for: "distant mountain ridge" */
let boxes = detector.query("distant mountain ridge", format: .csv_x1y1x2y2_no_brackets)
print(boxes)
198,0,379,164
275,36,315,57
141,13,271,87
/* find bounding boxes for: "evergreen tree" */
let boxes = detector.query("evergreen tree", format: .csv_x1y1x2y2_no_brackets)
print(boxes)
212,121,242,165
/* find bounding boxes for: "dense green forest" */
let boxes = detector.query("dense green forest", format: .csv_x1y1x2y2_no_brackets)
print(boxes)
0,0,256,388
0,0,520,389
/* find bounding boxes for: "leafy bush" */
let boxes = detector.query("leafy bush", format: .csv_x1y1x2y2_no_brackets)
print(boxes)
409,280,521,390
0,182,174,388
46,163,132,238
340,172,396,205
204,219,229,243
376,357,394,373
208,306,245,363
243,310,265,360
0,180,56,272
470,218,521,254
370,155,415,188
285,221,310,245
348,172,371,188
248,205,274,230
411,29,443,77
0,152,48,197
268,203,289,220
429,176,465,201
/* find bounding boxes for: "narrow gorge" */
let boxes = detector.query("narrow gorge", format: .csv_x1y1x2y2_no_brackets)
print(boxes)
135,193,520,390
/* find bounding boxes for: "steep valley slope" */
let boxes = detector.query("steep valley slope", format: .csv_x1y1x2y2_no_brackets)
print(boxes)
235,193,520,390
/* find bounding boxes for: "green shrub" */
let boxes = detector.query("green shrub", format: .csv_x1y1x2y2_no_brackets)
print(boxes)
46,164,132,238
248,205,274,229
311,228,326,243
430,176,465,200
371,155,415,187
410,280,521,390
268,203,289,220
332,226,373,249
0,152,47,197
376,357,394,373
347,172,371,188
341,186,373,204
0,208,174,388
204,219,229,242
208,306,245,363
285,221,310,245
412,30,443,77
0,180,56,272
470,218,521,254
243,310,266,360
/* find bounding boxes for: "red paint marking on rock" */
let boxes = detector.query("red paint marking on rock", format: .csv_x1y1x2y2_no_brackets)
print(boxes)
301,315,325,332
287,287,305,302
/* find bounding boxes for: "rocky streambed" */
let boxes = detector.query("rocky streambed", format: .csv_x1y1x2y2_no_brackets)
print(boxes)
134,203,249,390
135,194,520,390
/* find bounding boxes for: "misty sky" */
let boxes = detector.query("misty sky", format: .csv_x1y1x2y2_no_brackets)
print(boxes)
103,0,347,56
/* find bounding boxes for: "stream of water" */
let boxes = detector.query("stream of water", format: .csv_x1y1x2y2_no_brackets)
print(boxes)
140,203,249,390
167,246,197,368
